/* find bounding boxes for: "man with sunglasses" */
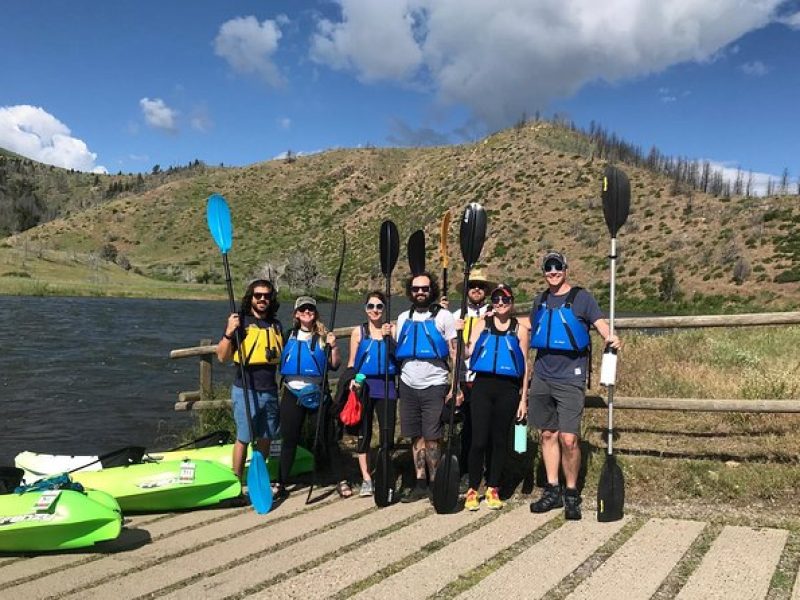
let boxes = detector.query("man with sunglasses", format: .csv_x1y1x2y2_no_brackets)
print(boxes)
395,272,457,503
217,279,283,488
450,268,494,489
527,251,620,520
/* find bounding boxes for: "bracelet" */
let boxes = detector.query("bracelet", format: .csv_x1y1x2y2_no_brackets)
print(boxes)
223,333,234,341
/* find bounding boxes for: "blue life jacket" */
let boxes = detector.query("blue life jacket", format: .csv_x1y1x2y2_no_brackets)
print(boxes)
395,305,450,361
353,323,397,376
279,330,327,377
530,287,591,352
469,317,527,378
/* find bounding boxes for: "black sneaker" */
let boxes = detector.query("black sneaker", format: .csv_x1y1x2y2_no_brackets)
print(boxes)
530,483,563,513
564,488,582,520
401,485,429,503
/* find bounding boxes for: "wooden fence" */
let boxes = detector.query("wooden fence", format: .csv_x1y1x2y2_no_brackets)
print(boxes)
169,311,800,412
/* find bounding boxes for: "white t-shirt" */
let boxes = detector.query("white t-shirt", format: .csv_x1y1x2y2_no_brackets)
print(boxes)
452,303,489,382
396,306,457,389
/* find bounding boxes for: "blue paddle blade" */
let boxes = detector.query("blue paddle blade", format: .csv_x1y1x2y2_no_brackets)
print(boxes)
206,193,233,253
247,449,273,514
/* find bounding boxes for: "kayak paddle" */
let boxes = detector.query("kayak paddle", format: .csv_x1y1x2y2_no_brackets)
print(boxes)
439,211,451,299
597,166,630,523
206,193,272,515
433,202,487,514
374,220,400,507
408,229,426,276
306,228,346,504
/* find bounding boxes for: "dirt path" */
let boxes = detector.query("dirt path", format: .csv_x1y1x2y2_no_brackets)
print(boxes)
1,486,797,600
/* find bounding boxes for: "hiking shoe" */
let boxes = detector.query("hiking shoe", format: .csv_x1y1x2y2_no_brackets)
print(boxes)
530,483,563,513
401,485,429,503
465,488,480,511
359,480,374,497
485,486,504,510
564,488,582,520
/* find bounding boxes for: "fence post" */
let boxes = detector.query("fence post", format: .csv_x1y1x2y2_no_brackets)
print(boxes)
199,339,213,400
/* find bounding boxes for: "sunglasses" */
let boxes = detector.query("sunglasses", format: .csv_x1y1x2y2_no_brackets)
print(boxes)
365,302,384,311
253,292,272,300
491,296,513,305
411,285,430,293
543,263,564,273
296,305,316,313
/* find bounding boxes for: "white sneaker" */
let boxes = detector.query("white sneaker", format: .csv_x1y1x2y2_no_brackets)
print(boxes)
359,480,374,497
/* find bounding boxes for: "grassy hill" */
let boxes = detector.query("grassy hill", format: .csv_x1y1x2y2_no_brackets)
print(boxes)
2,121,799,310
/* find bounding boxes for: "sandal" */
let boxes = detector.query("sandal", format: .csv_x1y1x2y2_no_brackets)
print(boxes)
336,480,353,498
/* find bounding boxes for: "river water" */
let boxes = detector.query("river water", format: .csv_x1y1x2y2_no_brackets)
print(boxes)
0,295,374,466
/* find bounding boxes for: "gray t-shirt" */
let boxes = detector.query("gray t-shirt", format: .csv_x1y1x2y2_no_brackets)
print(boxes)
396,306,457,389
530,287,603,384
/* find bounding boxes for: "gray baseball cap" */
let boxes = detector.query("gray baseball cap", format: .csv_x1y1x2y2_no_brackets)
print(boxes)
294,296,317,310
542,251,567,270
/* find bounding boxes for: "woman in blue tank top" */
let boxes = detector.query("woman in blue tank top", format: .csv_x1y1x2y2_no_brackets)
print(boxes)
346,291,397,497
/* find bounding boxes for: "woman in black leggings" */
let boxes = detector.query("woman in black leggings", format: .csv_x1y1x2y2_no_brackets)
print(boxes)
461,284,530,510
278,296,341,496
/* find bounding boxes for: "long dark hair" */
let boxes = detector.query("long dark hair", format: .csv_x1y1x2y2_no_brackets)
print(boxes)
239,279,279,320
404,271,440,303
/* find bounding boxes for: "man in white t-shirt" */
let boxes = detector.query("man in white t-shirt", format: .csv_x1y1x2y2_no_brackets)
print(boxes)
395,272,457,503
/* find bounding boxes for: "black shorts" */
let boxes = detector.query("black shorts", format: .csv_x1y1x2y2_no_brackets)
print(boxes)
529,376,585,435
399,381,447,440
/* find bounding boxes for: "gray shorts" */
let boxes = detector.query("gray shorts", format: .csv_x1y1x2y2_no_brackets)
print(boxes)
399,381,447,441
529,376,585,435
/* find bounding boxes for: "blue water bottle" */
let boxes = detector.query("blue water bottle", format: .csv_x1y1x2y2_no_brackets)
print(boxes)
514,418,528,454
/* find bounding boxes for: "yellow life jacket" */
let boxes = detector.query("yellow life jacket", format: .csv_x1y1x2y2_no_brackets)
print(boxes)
462,314,481,344
233,321,283,365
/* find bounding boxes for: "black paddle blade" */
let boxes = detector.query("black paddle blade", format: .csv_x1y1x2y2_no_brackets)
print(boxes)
373,447,395,507
432,454,460,514
601,166,631,237
379,220,400,277
408,229,426,276
459,203,487,268
0,467,24,494
597,454,625,522
99,446,147,469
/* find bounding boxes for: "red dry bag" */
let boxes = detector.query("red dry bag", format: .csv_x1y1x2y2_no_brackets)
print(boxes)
340,389,363,427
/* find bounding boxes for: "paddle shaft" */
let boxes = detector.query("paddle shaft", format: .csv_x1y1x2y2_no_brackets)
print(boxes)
606,237,617,456
222,253,258,449
307,234,346,503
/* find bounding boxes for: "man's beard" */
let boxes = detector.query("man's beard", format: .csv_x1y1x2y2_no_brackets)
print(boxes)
412,294,431,309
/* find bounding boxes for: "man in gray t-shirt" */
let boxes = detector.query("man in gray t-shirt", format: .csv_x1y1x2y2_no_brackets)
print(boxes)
526,251,620,520
395,272,457,503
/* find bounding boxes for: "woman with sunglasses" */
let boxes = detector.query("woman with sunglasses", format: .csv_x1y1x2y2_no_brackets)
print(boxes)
461,284,530,511
278,296,341,497
217,279,282,489
347,291,397,497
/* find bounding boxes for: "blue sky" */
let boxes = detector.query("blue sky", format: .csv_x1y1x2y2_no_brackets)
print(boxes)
1,1,799,191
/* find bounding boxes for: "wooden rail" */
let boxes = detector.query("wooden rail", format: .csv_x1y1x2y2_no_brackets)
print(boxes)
169,312,800,412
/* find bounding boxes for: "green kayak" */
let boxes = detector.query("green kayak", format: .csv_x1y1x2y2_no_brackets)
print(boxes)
71,459,241,512
17,442,314,483
0,488,122,552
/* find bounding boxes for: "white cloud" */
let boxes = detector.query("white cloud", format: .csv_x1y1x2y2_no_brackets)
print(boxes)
741,60,770,76
778,11,800,29
708,161,784,196
214,16,285,86
189,105,213,132
139,97,178,132
277,117,292,129
0,105,106,173
310,0,785,129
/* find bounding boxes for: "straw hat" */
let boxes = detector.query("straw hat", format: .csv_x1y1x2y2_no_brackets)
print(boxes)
455,268,496,293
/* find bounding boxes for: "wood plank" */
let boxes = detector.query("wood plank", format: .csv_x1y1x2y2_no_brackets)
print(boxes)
677,526,787,600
